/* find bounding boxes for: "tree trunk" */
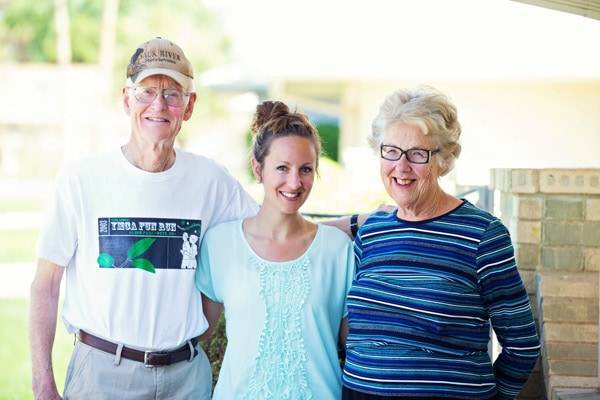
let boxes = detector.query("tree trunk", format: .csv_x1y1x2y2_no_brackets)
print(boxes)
53,0,71,65
99,0,119,76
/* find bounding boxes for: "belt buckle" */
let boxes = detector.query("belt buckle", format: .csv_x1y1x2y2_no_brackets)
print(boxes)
144,351,154,368
144,351,171,367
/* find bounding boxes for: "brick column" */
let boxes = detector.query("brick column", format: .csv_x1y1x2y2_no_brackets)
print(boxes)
491,168,600,400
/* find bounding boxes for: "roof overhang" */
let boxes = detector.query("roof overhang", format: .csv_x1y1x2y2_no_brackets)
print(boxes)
511,0,600,20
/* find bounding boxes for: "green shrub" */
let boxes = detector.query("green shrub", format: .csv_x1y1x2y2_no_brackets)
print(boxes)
315,122,339,162
200,315,227,385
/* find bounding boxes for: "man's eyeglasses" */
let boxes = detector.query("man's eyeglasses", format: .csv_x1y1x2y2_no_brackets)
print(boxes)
380,144,439,164
130,86,190,107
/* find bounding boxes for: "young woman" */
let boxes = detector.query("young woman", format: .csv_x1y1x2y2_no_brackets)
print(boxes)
195,101,354,399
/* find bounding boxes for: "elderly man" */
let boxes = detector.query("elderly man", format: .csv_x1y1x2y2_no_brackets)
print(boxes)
29,37,257,399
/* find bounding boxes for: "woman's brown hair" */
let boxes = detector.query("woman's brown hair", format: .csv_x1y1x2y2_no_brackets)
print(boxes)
250,100,322,168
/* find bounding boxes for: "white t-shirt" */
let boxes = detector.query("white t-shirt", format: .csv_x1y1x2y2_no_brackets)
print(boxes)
38,148,258,350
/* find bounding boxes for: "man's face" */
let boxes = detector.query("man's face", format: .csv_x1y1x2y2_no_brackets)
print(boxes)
123,75,196,146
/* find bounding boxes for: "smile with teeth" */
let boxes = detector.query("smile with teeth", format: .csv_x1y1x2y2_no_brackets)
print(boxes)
280,191,302,199
146,117,169,122
393,177,414,186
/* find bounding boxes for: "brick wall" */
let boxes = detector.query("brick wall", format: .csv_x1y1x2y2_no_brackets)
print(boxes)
491,169,600,400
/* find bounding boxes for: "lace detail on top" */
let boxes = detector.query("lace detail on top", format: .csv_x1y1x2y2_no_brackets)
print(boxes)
241,255,313,400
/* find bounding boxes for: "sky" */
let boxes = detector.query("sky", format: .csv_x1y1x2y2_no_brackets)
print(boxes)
205,0,600,81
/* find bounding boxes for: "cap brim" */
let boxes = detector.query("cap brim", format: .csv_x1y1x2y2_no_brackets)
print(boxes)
132,68,195,93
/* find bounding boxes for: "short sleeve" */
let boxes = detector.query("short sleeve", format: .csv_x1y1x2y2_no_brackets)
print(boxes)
212,171,258,226
37,166,79,267
226,181,259,220
195,230,221,302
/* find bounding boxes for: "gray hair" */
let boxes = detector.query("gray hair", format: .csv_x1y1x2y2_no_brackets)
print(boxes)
369,86,462,176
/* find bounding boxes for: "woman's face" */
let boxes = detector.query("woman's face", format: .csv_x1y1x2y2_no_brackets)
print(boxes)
379,121,440,210
253,135,317,216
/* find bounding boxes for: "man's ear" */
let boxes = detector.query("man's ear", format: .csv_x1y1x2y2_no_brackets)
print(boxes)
251,158,262,183
122,87,131,116
183,92,197,121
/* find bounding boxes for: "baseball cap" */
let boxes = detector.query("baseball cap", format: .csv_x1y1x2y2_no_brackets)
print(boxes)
126,37,195,92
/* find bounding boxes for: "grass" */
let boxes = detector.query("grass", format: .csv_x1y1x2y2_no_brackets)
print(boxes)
0,297,227,399
0,298,72,400
0,199,45,213
0,231,38,263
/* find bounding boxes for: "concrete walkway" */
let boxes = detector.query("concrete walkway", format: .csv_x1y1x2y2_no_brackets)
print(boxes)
1,212,43,230
0,179,51,298
1,211,41,298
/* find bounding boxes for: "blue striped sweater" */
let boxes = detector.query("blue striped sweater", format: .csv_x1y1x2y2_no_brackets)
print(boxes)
342,201,540,399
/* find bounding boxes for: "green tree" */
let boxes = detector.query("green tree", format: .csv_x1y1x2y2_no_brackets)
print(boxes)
0,0,56,62
0,0,230,68
0,0,103,63
69,0,103,63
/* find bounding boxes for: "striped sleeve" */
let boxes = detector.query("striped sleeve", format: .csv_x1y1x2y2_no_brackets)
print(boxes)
352,224,364,280
476,219,540,400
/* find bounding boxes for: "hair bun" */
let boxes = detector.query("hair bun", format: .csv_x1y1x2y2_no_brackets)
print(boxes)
251,101,290,134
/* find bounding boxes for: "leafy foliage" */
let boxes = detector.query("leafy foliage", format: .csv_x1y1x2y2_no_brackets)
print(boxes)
200,314,227,385
0,0,56,62
0,0,103,62
316,122,340,162
68,0,103,63
0,0,230,68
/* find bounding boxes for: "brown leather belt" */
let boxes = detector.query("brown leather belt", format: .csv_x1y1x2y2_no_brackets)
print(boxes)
79,330,198,367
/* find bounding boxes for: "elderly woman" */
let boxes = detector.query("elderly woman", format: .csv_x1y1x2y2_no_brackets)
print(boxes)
342,86,540,400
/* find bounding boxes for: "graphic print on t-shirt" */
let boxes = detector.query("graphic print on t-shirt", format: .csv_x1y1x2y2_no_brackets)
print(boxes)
97,217,201,273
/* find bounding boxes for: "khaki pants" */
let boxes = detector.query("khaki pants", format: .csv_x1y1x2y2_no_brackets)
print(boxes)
63,341,212,400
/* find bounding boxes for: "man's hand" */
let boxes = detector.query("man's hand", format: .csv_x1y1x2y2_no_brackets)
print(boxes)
32,378,62,400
